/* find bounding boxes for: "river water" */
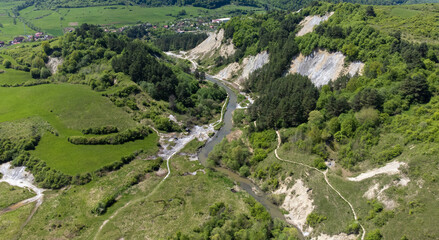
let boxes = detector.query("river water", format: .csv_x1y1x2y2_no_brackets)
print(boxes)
198,76,303,238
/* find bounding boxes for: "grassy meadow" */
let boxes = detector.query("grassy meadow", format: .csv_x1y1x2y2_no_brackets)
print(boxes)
0,182,35,209
18,5,262,36
0,202,35,239
0,84,158,174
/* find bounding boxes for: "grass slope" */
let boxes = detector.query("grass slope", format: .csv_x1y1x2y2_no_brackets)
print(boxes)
0,84,158,174
0,182,35,209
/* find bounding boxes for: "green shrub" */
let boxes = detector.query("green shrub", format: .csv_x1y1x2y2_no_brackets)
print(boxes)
306,212,327,227
40,67,51,79
30,68,41,79
68,126,151,145
3,59,11,68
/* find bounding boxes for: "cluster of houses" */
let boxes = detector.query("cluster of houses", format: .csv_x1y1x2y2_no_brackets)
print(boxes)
0,17,231,47
0,32,54,47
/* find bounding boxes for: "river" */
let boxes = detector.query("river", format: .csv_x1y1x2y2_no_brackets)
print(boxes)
199,76,304,238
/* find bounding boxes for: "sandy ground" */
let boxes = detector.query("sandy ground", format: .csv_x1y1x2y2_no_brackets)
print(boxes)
348,161,406,182
296,12,334,37
273,177,314,235
288,50,364,87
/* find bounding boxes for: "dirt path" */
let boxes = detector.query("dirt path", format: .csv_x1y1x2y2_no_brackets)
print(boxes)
274,131,366,240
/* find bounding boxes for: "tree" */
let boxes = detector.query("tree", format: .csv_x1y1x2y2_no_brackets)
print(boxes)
41,41,51,54
365,6,376,17
366,229,383,240
40,67,51,79
400,74,431,104
3,59,11,68
30,68,40,79
32,56,45,69
352,88,383,111
249,74,318,130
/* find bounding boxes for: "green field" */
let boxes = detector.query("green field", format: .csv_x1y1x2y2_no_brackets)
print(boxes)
0,54,36,85
33,133,158,175
18,5,262,36
0,84,158,174
0,1,35,42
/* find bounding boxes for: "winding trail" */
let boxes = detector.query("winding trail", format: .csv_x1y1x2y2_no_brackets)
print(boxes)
274,131,366,240
94,93,229,240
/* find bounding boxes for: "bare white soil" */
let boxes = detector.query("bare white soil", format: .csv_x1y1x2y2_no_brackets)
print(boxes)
288,50,364,87
214,50,269,89
46,56,63,74
0,162,44,206
297,12,334,37
348,161,406,182
273,177,314,236
188,29,225,60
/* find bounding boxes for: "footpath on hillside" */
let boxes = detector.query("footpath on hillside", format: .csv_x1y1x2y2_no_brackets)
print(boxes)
274,131,366,240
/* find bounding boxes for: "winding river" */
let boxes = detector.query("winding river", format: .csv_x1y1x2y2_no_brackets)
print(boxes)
199,76,304,238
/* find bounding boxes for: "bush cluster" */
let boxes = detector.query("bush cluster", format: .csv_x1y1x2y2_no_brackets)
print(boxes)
68,126,151,145
81,125,119,135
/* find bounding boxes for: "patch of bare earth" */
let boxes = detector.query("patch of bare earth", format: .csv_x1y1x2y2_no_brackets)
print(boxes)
296,12,334,37
226,129,242,142
348,161,406,182
273,177,314,235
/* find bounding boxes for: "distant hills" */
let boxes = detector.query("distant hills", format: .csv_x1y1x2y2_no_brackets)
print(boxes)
15,0,439,12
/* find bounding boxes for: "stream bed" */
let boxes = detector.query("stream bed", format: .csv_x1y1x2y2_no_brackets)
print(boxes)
198,76,304,238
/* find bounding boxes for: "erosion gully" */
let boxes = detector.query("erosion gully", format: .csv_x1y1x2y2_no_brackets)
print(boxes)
199,76,304,239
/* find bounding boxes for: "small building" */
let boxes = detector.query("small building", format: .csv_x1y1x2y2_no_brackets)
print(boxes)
13,37,25,43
